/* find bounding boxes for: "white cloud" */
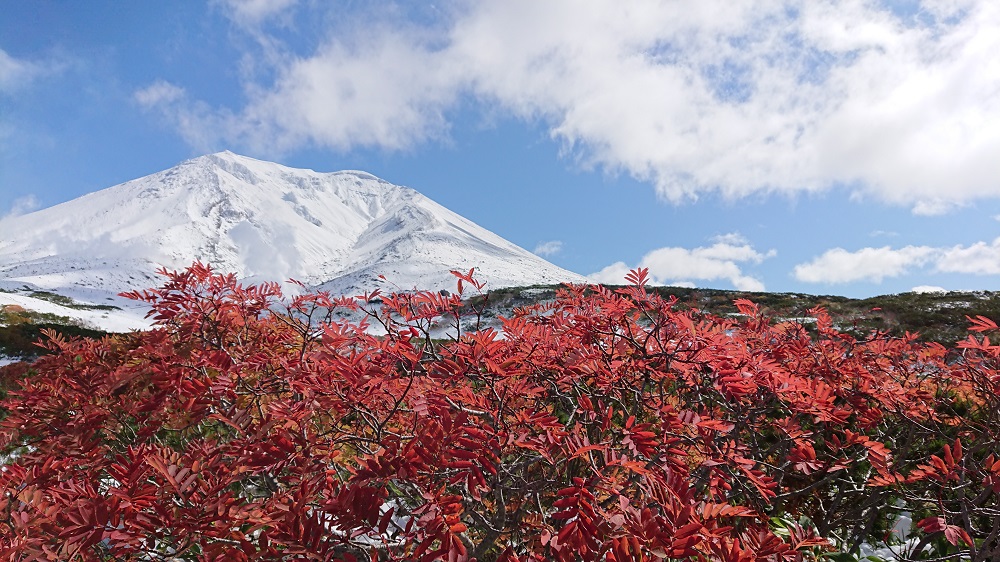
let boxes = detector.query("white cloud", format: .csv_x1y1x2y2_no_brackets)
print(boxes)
795,237,1000,284
154,1,1000,212
240,34,461,152
936,238,1000,275
222,0,297,22
589,234,772,291
0,49,60,93
589,261,633,285
3,195,39,219
134,80,186,108
533,240,563,256
912,199,963,216
0,49,33,92
133,80,231,152
793,246,937,283
712,232,752,246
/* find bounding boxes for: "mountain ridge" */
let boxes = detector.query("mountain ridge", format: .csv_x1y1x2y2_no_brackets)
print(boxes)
0,151,589,307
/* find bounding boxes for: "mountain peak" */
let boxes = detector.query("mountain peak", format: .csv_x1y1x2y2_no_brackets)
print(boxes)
189,151,389,187
0,154,588,301
203,149,260,163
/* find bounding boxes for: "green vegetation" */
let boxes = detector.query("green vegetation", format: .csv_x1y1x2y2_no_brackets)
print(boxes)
0,322,108,359
408,283,1000,347
27,290,120,310
0,305,108,359
607,285,1000,346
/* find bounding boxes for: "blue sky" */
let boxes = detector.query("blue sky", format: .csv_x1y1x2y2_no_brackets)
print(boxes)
4,0,1000,297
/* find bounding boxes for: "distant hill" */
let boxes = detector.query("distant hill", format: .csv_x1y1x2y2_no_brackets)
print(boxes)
4,282,999,365
475,284,1000,347
641,285,1000,345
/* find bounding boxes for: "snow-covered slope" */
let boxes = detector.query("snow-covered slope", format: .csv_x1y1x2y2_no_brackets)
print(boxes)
0,291,150,333
0,152,587,326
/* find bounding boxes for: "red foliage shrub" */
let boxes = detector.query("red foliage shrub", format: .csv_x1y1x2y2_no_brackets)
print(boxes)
0,263,995,560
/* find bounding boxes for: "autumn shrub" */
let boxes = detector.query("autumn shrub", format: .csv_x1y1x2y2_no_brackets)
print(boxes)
869,315,1000,561
0,263,997,561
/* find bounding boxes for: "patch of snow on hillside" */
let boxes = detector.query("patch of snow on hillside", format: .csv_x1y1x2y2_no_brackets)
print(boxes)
0,291,151,332
911,285,947,294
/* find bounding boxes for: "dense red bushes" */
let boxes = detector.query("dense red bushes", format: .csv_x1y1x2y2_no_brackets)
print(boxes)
1,263,998,561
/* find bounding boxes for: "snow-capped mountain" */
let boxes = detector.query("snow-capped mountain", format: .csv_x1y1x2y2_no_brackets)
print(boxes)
0,152,587,309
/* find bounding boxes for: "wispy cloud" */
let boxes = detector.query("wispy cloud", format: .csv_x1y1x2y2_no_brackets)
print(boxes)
145,1,1000,213
794,238,1000,284
533,240,563,257
590,233,773,291
134,80,186,108
2,195,39,219
133,80,231,153
0,48,61,93
218,0,298,27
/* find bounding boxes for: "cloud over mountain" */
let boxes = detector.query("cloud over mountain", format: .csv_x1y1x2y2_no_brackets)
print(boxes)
141,1,1000,213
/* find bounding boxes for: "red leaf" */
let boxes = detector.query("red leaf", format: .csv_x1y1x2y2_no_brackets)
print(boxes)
624,267,649,287
916,517,946,534
696,419,735,433
967,315,998,333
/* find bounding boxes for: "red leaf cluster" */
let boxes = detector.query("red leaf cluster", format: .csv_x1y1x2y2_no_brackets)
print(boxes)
0,263,997,560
